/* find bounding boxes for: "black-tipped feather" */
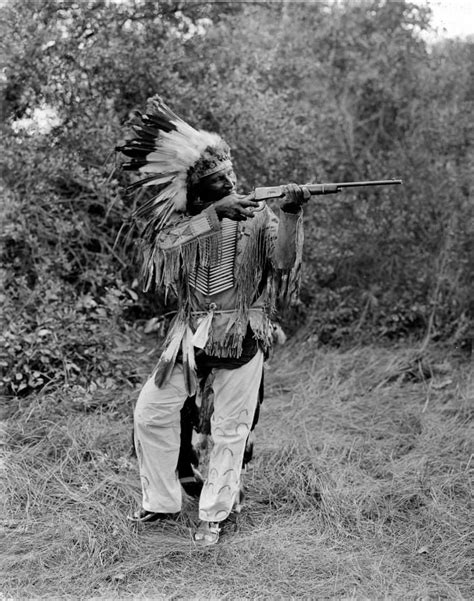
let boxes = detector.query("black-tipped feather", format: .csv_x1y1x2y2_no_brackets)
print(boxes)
126,137,156,148
119,148,149,159
123,160,149,170
126,174,176,192
120,146,156,159
115,139,155,153
134,188,168,210
134,190,169,219
142,114,177,132
132,126,158,141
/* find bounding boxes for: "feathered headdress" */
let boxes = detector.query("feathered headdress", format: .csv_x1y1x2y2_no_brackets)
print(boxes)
115,95,232,232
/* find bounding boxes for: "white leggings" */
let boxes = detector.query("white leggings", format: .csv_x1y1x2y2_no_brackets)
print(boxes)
134,350,264,522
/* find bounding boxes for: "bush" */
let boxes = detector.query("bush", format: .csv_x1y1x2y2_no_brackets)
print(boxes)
1,0,473,402
0,271,146,396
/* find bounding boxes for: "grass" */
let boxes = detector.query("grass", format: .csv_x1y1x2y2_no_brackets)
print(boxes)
1,339,472,600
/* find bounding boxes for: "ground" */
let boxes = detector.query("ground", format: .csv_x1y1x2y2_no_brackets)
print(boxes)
1,337,472,600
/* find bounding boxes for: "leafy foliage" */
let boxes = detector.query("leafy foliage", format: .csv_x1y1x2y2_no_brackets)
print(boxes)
0,271,144,395
1,0,473,395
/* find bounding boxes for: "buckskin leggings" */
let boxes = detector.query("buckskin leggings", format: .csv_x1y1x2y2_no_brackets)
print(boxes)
133,350,264,522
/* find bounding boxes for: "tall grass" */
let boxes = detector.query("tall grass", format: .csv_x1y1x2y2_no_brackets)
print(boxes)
1,341,472,599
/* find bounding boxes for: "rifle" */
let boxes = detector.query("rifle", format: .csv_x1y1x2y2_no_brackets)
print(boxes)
254,179,403,200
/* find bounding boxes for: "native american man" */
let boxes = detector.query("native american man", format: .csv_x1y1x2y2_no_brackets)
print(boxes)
116,96,305,545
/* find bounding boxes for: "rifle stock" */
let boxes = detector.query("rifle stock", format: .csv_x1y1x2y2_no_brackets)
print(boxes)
254,179,403,200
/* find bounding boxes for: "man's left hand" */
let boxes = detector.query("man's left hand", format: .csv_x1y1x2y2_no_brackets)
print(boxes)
280,183,307,213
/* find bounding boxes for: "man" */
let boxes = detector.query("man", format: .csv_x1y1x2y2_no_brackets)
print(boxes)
116,96,305,546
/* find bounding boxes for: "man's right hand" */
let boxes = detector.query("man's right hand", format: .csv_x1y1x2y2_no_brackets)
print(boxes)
213,193,260,221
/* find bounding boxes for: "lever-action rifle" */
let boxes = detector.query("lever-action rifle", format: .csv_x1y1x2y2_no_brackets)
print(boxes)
254,179,403,200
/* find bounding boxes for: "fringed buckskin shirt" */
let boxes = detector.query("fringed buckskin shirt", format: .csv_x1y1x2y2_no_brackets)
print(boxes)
149,200,303,396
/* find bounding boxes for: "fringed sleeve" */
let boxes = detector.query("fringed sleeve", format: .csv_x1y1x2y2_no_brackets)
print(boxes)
140,206,221,292
157,206,220,251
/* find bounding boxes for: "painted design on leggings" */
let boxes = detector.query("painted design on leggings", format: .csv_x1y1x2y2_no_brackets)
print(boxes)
212,425,226,437
236,422,249,436
204,481,215,494
238,408,249,420
198,377,260,521
222,447,234,458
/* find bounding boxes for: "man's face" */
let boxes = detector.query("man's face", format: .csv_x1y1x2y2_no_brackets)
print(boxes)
199,166,237,203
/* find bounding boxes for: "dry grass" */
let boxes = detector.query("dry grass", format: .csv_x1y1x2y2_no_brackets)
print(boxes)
1,340,472,600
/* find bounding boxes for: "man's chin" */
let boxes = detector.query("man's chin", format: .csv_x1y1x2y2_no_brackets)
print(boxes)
189,190,236,213
194,200,214,210
189,199,215,214
201,191,234,205
219,189,236,200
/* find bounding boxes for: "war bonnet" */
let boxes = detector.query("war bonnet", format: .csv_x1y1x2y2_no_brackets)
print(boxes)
116,95,232,231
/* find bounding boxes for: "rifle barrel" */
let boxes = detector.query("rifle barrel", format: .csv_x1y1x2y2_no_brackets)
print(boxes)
254,179,402,200
306,179,403,195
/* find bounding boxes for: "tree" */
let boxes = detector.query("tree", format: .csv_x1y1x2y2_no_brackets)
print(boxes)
1,0,472,395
